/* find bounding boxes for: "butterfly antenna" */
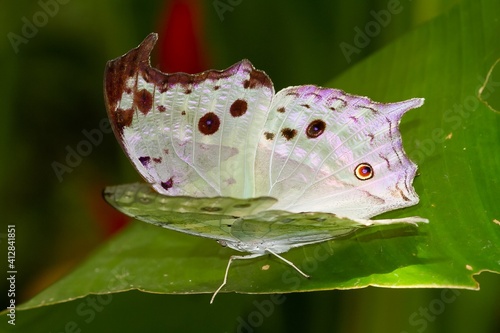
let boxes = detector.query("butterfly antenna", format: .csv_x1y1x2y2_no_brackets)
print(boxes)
266,249,310,279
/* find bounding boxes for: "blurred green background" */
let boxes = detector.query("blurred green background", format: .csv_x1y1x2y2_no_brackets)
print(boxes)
1,0,499,332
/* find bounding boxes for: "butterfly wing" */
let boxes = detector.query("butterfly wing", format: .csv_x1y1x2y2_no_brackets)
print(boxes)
255,85,424,219
104,183,428,254
225,210,428,254
105,33,274,198
105,34,426,222
103,183,277,242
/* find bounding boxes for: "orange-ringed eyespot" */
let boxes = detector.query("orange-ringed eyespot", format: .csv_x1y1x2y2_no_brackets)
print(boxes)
354,163,374,180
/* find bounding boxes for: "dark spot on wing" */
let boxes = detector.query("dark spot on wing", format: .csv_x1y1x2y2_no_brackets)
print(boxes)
354,163,374,180
367,133,375,143
133,88,153,114
306,119,326,139
139,156,151,167
198,112,220,135
233,203,251,208
230,99,248,117
161,177,174,190
264,132,275,140
281,128,297,140
114,108,134,129
201,206,223,212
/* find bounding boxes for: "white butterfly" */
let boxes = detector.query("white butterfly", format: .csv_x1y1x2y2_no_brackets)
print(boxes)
104,33,428,302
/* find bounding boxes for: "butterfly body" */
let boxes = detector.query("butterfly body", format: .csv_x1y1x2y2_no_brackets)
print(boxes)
103,33,428,302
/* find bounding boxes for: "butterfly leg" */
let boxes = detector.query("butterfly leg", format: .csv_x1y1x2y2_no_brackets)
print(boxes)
266,249,310,279
211,253,262,304
354,216,429,226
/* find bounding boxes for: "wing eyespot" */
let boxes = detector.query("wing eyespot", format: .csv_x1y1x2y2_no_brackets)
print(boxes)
354,163,374,181
306,119,326,139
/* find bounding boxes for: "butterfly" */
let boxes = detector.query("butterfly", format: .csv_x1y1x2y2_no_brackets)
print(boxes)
103,33,428,303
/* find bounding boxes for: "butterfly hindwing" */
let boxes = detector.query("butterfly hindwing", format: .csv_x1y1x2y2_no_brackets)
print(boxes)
103,183,277,242
255,85,424,219
104,183,428,254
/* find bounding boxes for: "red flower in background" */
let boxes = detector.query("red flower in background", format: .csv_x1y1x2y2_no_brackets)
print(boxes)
157,0,208,73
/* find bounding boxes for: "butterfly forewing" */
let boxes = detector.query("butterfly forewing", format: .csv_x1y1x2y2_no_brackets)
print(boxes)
105,34,274,198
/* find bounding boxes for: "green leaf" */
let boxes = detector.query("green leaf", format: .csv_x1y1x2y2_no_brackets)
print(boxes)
328,0,500,282
7,0,499,323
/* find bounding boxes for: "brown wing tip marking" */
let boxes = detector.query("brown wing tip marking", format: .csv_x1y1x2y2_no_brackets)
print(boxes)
104,33,158,132
104,34,273,135
104,33,157,111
